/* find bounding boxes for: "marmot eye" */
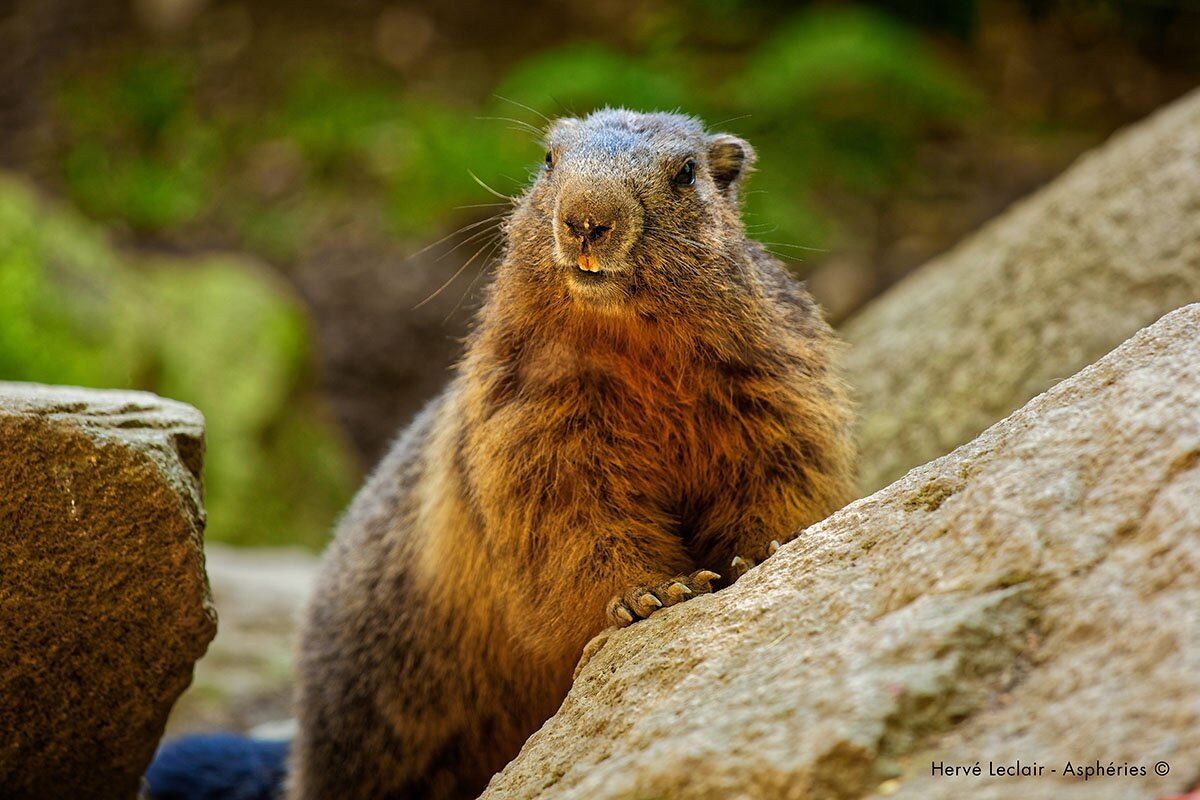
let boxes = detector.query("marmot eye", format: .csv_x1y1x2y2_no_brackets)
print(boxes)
545,150,554,170
672,160,696,187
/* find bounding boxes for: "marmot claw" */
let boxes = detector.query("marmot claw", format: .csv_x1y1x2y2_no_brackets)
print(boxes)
731,541,784,582
607,568,722,627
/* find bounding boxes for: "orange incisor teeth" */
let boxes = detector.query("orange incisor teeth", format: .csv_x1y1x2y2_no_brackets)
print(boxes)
576,254,600,273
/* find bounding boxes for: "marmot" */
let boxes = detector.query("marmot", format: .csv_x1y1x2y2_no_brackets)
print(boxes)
145,108,855,800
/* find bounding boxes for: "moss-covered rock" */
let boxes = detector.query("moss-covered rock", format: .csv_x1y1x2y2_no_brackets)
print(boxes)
0,174,356,547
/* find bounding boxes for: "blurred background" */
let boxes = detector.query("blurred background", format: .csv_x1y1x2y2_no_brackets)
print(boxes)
2,0,1198,731
4,0,1200,550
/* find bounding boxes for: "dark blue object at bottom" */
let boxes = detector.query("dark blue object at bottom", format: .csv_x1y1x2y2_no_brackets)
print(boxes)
144,733,289,800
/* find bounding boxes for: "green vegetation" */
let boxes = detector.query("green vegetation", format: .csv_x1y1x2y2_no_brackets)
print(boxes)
739,8,978,243
0,183,137,387
52,6,977,255
7,4,983,547
59,54,219,231
0,176,356,548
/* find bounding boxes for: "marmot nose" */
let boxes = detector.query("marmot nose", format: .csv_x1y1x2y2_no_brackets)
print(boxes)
563,215,614,245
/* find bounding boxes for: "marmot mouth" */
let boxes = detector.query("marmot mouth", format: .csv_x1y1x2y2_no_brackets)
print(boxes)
569,266,609,284
560,252,628,294
566,252,617,283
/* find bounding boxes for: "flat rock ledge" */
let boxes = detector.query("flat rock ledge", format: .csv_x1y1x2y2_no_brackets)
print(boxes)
0,383,216,800
483,304,1200,800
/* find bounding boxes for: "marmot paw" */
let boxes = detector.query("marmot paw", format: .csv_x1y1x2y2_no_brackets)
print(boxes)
606,569,721,628
730,539,782,582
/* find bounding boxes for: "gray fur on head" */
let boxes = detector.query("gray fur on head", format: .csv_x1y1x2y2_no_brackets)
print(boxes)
501,108,760,317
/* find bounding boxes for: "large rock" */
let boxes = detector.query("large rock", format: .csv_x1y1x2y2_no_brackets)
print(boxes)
483,304,1200,800
0,383,216,799
843,88,1200,494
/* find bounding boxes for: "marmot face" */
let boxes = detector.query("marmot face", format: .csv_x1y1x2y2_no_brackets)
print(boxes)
509,108,758,315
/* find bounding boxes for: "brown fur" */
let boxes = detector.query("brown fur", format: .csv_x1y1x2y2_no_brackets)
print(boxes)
289,109,856,799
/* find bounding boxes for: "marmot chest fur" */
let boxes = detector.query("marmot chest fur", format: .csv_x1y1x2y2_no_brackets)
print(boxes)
290,108,856,800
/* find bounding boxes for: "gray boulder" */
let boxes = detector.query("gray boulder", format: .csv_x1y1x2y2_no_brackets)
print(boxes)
844,88,1200,494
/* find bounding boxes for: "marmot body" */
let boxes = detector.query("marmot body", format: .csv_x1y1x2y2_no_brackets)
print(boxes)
290,109,855,799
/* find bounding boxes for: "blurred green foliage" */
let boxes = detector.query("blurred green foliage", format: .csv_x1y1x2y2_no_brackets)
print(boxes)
0,182,143,387
496,44,691,116
53,5,976,254
0,176,357,547
739,7,978,243
21,3,980,547
60,55,220,230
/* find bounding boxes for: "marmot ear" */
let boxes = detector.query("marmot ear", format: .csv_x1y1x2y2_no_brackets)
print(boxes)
707,134,756,198
549,117,581,135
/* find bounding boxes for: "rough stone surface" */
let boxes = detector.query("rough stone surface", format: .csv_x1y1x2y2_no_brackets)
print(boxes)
483,305,1200,800
843,87,1200,494
0,382,216,800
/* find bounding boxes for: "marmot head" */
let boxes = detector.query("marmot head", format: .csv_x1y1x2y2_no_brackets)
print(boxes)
505,108,757,314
